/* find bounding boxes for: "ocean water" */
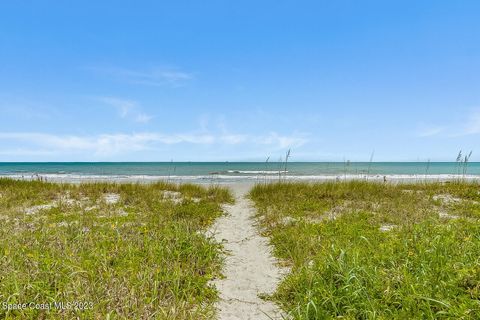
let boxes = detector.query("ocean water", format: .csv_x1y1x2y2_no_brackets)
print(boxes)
0,162,479,183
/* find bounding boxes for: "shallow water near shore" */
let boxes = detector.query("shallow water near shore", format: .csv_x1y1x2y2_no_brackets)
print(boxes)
1,162,479,183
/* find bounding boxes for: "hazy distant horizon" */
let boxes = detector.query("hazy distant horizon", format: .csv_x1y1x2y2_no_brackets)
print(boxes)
0,161,479,164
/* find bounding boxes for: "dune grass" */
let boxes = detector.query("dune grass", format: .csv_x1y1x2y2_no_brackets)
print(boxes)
0,178,232,319
250,181,480,319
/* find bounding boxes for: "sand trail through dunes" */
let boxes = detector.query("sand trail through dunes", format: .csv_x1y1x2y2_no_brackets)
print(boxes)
209,184,287,320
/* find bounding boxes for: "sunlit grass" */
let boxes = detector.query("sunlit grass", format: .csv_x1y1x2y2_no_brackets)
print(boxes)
0,178,232,319
250,181,480,319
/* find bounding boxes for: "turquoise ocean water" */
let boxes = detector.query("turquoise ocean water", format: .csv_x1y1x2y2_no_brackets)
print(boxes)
0,162,479,182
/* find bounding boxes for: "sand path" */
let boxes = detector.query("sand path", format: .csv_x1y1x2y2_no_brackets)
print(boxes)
209,184,286,320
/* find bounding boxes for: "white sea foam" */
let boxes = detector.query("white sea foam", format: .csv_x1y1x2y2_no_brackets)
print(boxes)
226,170,287,174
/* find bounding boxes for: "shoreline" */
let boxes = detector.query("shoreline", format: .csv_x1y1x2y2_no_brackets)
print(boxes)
2,173,480,184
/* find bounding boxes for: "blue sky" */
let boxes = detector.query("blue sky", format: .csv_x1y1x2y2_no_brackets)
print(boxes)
1,1,479,162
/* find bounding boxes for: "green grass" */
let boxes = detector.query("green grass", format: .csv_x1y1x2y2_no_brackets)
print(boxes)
0,178,232,319
250,181,480,319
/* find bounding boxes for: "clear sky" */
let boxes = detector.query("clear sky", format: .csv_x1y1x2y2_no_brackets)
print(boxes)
1,1,479,162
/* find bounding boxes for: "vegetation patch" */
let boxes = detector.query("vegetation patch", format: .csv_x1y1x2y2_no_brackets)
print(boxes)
0,178,232,319
250,181,480,319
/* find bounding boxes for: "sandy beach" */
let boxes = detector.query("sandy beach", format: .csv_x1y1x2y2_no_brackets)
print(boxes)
1,176,480,318
208,183,287,320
